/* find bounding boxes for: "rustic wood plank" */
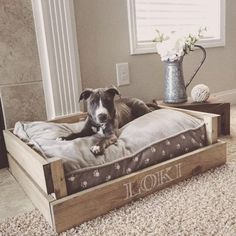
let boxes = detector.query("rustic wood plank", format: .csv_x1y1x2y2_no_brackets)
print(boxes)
48,157,68,199
3,130,53,194
51,141,226,233
203,115,218,145
8,154,55,226
49,112,87,124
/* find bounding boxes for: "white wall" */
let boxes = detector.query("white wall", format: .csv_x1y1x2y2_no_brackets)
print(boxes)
74,0,236,102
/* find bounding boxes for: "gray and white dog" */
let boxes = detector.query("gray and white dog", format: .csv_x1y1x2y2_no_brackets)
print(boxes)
60,87,157,155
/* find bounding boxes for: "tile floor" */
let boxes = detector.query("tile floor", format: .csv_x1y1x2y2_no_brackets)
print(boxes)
0,168,34,221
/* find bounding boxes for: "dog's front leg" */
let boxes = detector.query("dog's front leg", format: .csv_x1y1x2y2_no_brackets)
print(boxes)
90,133,118,155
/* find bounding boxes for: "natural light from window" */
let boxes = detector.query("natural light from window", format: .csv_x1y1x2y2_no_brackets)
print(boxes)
128,0,225,54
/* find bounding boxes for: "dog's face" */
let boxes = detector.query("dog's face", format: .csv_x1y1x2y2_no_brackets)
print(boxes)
80,87,120,125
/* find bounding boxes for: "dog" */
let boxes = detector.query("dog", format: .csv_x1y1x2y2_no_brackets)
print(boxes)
60,86,157,155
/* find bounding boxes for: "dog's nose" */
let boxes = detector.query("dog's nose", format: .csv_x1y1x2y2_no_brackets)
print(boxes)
98,113,108,123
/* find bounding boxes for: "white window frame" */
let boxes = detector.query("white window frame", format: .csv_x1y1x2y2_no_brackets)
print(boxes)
31,0,82,119
127,0,226,55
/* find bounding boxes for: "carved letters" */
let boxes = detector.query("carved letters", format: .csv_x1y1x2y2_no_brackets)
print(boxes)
124,163,182,200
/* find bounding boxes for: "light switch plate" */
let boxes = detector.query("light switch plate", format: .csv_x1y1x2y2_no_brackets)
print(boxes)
116,63,130,86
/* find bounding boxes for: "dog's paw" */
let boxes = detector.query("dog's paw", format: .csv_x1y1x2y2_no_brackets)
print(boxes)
56,137,63,141
56,136,68,141
90,145,104,155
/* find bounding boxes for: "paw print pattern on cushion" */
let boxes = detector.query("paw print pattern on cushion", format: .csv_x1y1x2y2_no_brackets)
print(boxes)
68,176,75,182
165,140,171,146
191,138,196,144
106,175,111,181
93,170,100,177
151,146,156,153
176,144,181,150
114,163,120,170
81,181,88,188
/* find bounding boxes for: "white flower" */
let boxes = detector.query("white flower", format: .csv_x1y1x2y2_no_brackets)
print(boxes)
153,27,206,62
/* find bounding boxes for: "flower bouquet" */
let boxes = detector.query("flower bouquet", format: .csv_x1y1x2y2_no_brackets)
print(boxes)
153,27,207,62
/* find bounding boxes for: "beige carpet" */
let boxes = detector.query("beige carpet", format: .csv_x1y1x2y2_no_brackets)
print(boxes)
1,108,236,236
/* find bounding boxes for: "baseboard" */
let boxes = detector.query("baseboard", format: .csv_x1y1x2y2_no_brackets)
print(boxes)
211,89,236,105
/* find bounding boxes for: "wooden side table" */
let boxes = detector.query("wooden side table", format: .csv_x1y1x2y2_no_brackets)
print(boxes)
154,98,230,136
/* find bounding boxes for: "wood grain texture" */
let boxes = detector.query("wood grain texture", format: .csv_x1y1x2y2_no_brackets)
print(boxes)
49,112,87,124
49,158,68,199
3,130,53,194
51,141,226,233
8,154,55,226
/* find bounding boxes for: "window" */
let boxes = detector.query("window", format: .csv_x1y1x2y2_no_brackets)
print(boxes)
127,0,225,54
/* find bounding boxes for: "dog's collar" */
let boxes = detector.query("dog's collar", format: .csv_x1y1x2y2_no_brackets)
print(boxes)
88,113,115,132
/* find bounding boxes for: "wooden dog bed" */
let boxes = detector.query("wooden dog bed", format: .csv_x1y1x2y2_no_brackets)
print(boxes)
3,107,226,233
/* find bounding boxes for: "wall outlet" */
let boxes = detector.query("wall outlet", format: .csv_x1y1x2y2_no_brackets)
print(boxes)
116,63,130,86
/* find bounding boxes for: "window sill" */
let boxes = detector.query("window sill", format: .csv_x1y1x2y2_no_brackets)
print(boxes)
130,39,226,55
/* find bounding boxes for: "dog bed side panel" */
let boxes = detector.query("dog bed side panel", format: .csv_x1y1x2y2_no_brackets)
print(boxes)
3,130,53,195
49,112,87,124
51,141,226,233
7,154,55,227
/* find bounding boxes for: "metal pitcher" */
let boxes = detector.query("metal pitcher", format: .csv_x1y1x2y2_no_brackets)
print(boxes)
163,45,206,104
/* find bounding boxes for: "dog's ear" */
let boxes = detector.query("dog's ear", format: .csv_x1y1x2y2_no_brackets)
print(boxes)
105,87,120,98
79,88,93,101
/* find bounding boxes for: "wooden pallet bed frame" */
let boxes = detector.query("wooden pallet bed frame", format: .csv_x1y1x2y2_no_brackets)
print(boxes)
3,108,227,233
